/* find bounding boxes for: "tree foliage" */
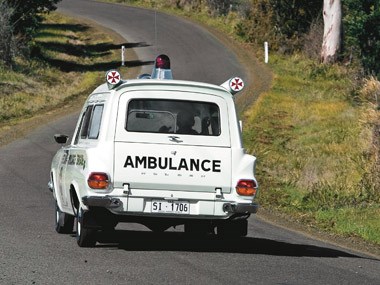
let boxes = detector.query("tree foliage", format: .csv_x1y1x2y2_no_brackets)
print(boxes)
234,0,322,50
0,0,16,66
270,0,322,38
7,0,61,40
0,0,60,66
206,0,233,15
343,0,380,75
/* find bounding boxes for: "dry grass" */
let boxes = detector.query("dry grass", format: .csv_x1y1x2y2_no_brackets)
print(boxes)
359,76,380,106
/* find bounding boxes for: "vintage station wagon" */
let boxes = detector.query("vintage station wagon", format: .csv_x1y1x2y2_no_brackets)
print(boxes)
49,55,259,247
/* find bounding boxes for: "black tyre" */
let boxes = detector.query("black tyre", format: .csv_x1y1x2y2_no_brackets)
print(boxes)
55,201,74,234
217,219,248,238
76,207,97,247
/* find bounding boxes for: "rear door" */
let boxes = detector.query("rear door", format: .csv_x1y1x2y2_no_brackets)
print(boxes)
113,90,232,197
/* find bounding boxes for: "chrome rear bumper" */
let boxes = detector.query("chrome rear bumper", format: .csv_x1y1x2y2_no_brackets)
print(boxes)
82,196,258,215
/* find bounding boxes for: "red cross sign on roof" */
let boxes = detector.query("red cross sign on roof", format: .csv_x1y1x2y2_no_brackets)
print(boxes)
229,77,244,92
106,70,121,85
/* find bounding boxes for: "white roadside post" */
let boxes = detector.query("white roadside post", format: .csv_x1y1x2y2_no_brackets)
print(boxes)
264,42,269,64
121,45,125,66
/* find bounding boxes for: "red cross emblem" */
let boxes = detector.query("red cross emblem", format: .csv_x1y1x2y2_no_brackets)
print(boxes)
229,77,244,91
106,70,121,85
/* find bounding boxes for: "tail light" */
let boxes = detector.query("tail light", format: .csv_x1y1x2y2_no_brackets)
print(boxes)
236,179,257,196
88,172,109,189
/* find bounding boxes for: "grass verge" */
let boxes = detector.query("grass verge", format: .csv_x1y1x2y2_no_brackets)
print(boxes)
243,54,380,247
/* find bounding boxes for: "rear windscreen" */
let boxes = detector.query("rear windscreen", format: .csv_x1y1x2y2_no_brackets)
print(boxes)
126,99,220,136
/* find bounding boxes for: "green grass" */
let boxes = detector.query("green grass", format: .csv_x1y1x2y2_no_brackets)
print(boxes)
315,206,380,242
243,54,380,245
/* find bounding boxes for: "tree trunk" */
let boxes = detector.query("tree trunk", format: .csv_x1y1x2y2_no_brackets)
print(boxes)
321,0,342,64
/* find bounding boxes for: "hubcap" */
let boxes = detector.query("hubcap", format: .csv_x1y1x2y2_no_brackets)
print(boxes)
56,205,60,225
77,210,82,237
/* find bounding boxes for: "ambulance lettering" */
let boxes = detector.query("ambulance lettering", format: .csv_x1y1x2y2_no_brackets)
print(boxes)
123,156,221,172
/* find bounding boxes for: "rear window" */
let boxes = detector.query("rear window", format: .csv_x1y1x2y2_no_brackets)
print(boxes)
126,99,220,136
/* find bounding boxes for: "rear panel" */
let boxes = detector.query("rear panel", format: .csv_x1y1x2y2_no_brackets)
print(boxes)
113,90,232,196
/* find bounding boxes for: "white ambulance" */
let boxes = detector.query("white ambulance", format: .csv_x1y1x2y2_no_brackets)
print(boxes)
49,55,259,247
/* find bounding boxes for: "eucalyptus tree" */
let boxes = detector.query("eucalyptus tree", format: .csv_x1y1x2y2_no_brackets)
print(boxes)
321,0,342,64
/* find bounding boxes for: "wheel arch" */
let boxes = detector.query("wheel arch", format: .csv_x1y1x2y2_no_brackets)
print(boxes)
49,171,57,200
70,184,80,216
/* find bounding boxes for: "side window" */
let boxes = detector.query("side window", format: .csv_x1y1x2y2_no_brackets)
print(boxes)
74,113,86,145
88,105,104,139
80,105,94,139
75,104,104,142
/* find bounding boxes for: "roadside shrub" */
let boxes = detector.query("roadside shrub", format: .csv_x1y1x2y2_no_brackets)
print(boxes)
233,0,277,47
206,0,232,16
343,0,380,76
7,0,61,41
303,18,324,60
0,0,17,67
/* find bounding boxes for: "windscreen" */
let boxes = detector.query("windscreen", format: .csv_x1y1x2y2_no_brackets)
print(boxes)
126,99,220,136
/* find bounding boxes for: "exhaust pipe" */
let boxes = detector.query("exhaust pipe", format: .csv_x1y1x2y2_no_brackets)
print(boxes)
223,203,235,212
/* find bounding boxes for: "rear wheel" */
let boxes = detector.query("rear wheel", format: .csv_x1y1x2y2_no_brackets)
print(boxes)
76,207,97,247
55,201,74,234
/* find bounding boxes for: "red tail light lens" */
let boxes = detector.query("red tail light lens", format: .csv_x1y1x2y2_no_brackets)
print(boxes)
88,172,109,189
236,179,257,196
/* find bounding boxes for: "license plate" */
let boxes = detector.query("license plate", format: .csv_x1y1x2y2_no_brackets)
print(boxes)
151,200,190,214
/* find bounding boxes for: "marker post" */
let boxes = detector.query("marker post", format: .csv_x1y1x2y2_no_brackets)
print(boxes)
121,45,125,66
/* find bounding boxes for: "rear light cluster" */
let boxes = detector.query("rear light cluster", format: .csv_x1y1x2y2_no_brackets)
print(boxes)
87,172,109,189
236,179,257,196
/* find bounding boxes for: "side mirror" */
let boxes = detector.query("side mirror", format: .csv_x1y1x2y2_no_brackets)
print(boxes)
54,134,69,144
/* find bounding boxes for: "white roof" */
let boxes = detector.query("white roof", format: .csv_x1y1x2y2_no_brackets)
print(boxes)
92,79,232,97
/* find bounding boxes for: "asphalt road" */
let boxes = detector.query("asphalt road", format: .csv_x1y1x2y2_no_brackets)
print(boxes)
0,0,379,284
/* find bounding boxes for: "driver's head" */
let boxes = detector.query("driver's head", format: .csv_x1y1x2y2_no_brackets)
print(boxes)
177,111,195,131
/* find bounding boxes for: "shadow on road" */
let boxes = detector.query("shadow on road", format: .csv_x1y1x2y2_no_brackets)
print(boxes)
93,230,368,259
39,57,154,72
38,41,150,59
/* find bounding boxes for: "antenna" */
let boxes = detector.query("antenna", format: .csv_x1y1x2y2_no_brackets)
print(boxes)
154,9,158,53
